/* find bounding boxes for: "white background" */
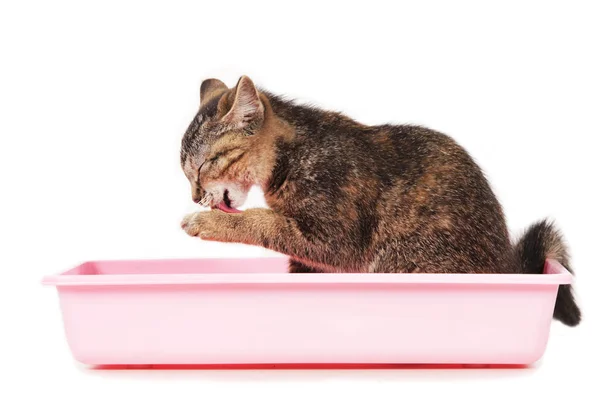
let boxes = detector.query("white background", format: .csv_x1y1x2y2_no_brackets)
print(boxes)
1,1,599,394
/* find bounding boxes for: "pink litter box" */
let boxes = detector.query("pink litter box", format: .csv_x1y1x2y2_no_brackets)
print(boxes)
42,257,572,367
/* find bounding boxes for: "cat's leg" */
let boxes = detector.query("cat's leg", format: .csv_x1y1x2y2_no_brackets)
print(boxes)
288,259,323,273
368,243,424,273
368,234,500,274
181,208,341,269
368,236,467,274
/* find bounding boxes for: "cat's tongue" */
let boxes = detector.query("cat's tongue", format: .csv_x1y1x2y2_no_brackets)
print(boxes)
215,202,242,214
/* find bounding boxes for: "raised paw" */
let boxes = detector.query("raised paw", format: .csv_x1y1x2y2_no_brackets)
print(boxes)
180,210,231,241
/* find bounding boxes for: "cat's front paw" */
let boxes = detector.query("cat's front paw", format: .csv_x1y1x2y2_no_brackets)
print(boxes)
181,210,231,241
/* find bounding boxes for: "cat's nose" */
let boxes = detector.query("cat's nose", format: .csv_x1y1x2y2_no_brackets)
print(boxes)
192,185,204,204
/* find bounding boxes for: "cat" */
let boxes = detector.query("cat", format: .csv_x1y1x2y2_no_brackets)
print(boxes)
180,75,581,326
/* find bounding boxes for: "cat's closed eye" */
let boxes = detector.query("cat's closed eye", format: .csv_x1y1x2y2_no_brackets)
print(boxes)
209,153,223,163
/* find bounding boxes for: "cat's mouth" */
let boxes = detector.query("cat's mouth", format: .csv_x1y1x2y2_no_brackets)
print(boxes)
213,190,242,214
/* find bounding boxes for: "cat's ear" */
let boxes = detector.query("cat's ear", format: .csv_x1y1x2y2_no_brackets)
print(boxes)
200,78,227,104
222,75,264,133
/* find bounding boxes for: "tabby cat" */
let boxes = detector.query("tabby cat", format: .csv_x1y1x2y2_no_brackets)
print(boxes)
180,76,581,326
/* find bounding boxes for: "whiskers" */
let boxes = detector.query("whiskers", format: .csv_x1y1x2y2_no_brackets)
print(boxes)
199,193,213,207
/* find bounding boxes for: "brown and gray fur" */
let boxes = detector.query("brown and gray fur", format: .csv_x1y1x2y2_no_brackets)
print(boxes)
180,76,581,326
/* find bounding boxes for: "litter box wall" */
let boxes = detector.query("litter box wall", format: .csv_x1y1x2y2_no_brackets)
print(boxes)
44,258,569,366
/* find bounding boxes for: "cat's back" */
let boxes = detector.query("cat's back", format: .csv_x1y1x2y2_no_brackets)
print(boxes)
371,124,515,273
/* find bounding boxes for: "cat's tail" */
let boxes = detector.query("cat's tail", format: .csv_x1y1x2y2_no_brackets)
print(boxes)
514,219,581,326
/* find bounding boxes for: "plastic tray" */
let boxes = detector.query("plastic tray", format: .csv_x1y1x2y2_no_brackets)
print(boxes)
42,258,571,367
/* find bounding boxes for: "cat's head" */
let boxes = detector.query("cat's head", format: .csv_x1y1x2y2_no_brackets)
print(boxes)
180,76,267,212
